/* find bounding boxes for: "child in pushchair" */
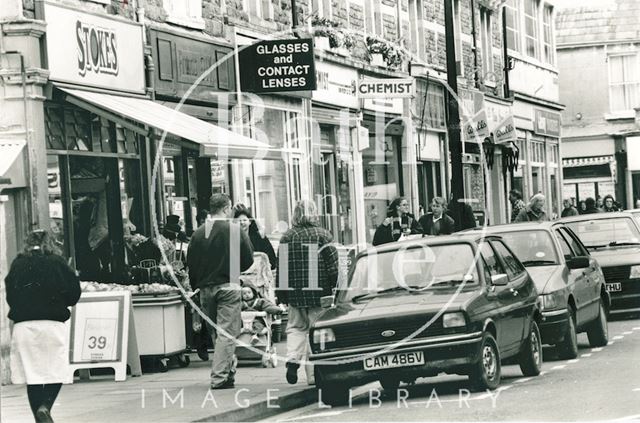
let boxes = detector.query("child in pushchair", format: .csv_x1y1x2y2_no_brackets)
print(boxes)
237,281,283,367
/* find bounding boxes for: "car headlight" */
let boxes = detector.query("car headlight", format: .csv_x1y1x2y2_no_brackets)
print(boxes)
541,293,561,310
312,328,335,345
630,265,640,279
443,312,466,328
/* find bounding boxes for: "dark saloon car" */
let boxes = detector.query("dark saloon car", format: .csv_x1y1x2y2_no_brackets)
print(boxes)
309,233,543,405
561,212,640,314
478,223,609,358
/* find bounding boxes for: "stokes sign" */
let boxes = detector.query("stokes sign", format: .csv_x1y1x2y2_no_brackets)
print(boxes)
76,21,118,77
45,1,145,93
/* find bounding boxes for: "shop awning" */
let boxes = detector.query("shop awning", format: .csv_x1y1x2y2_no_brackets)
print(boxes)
58,88,278,160
562,156,614,168
0,139,27,187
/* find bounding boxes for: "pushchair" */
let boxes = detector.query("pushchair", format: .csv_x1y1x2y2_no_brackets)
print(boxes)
237,252,279,367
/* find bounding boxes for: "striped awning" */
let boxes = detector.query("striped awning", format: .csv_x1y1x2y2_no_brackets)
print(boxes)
562,156,614,168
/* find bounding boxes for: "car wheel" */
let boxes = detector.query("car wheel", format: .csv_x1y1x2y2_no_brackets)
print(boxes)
318,383,350,406
518,320,542,376
469,333,501,391
379,377,401,393
587,299,609,347
556,309,578,360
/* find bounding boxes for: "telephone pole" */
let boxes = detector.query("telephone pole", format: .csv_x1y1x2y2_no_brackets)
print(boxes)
444,0,465,222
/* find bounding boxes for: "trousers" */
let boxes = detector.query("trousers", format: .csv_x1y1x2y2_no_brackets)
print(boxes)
286,306,322,385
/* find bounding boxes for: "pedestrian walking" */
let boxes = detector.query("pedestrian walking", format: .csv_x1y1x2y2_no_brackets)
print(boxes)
601,194,619,212
509,189,527,223
514,193,548,222
372,197,422,246
561,198,579,218
5,229,81,422
233,204,277,269
275,200,339,385
582,197,602,214
187,194,254,389
419,197,455,236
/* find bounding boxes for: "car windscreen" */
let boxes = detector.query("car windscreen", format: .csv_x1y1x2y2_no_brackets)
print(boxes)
498,230,559,266
565,217,640,248
337,243,480,303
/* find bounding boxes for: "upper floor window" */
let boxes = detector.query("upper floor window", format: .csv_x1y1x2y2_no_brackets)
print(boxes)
312,0,332,18
480,8,493,79
523,0,539,59
542,5,554,64
609,54,640,113
164,0,204,29
504,0,520,52
452,0,463,74
245,0,274,20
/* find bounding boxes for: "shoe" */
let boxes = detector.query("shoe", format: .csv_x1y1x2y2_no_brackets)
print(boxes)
286,361,299,385
197,345,209,362
210,378,235,390
35,405,54,423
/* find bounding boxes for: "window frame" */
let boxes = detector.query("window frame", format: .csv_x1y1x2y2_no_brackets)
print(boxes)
608,53,640,113
504,0,521,53
523,0,540,60
452,0,464,74
164,0,205,30
480,7,494,81
542,4,554,65
479,241,506,277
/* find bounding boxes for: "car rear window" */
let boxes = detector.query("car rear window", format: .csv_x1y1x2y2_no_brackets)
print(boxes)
565,217,640,248
339,243,480,302
499,230,559,266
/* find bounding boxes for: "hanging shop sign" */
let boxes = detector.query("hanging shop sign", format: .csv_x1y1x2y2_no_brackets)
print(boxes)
43,1,145,93
67,291,141,382
494,115,517,144
534,109,561,138
357,78,415,99
463,110,490,141
239,39,316,93
313,61,358,108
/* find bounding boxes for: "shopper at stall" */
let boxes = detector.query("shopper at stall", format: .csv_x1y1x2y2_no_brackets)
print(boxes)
233,204,277,269
372,196,422,246
276,200,339,385
5,229,81,422
187,194,254,390
419,197,456,236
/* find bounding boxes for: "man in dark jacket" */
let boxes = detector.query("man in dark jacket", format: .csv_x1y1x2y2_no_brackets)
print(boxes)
187,194,254,389
419,197,455,236
561,198,579,218
447,197,477,232
582,197,602,214
276,200,339,386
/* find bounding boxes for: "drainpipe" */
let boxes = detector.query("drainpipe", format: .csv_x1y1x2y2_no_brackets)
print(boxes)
501,5,510,98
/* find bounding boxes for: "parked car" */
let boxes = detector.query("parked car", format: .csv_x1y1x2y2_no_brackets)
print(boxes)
309,233,542,405
477,222,609,359
629,209,640,225
561,212,640,315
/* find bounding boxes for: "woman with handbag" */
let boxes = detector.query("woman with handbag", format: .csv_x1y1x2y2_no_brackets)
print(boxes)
5,230,81,422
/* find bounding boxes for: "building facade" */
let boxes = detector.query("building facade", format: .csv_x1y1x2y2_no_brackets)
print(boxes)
556,0,640,209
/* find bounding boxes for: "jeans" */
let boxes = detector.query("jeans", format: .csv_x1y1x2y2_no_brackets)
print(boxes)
286,306,322,385
200,284,242,387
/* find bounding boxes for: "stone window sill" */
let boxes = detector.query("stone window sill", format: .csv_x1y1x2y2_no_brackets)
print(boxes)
166,15,206,31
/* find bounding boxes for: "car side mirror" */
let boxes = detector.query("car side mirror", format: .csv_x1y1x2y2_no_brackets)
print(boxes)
320,295,335,309
567,256,590,270
491,274,509,286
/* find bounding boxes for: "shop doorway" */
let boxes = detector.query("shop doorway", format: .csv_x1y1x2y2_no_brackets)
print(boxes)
417,161,443,216
317,152,354,245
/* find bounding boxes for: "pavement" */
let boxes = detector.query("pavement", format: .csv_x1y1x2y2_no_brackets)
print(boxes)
0,341,318,423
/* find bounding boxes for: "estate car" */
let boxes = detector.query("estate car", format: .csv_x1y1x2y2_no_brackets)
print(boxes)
309,233,543,405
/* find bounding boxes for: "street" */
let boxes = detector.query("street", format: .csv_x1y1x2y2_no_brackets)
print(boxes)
265,318,640,422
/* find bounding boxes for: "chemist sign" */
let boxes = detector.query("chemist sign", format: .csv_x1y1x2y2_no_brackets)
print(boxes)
358,78,415,98
239,39,316,93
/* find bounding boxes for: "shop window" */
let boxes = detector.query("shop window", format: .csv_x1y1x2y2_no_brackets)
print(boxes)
542,5,554,64
505,0,520,52
48,155,67,255
163,0,205,29
608,54,640,113
480,8,493,81
523,0,539,60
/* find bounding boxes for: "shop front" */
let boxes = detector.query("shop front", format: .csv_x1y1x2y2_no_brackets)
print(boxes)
150,28,308,245
512,100,563,219
311,60,360,246
360,91,406,244
413,78,447,216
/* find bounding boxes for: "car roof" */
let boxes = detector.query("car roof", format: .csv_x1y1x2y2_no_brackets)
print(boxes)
558,211,637,223
463,221,559,234
360,232,502,256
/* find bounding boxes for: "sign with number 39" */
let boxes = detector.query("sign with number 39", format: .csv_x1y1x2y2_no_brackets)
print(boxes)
81,318,117,361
